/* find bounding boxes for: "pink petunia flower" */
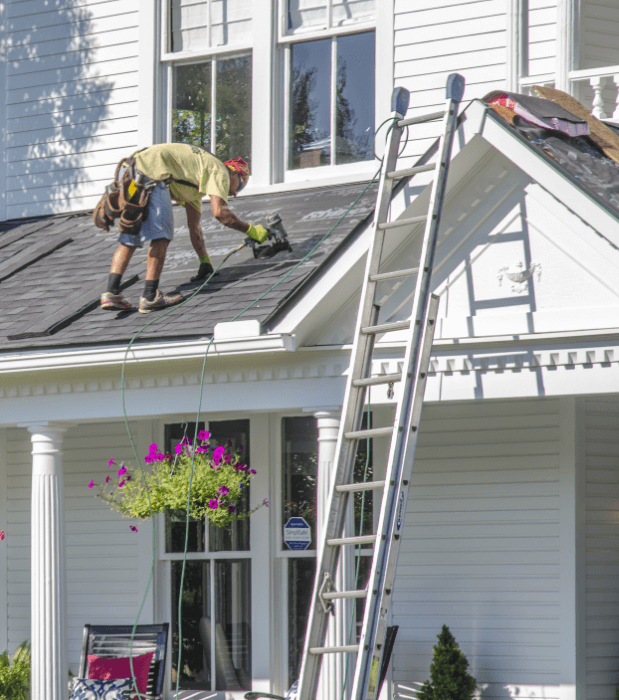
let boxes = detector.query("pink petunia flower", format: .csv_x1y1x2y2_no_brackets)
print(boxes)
105,476,110,484
129,525,138,533
228,505,236,514
118,480,126,488
148,443,158,454
218,486,229,495
227,439,233,447
263,498,270,507
208,499,219,509
88,480,95,489
250,469,256,475
198,430,210,441
174,444,183,455
0,531,5,541
165,454,172,461
118,466,127,477
108,458,114,468
155,453,165,461
144,455,153,464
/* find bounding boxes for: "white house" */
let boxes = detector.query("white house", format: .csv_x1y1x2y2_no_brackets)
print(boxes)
1,1,619,700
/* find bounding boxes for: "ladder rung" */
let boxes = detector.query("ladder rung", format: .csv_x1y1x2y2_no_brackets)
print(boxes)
362,319,410,335
370,268,418,282
378,215,427,230
353,373,402,388
387,163,436,179
345,426,393,440
336,480,386,493
321,589,368,600
398,110,445,127
327,534,377,547
310,645,360,655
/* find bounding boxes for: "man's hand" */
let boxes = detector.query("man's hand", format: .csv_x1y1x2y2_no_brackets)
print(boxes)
246,224,269,243
191,261,215,282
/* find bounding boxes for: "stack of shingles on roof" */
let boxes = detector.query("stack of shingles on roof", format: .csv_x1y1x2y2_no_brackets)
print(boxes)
484,87,619,216
0,182,377,350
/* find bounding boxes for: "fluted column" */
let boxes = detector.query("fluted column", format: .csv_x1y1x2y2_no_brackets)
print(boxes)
314,409,353,700
28,424,68,700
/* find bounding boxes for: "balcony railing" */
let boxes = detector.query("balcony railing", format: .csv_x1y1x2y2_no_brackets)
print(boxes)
569,65,619,121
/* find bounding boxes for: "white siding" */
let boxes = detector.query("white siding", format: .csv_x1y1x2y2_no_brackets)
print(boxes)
585,398,619,700
392,398,562,700
527,0,556,77
5,0,140,219
6,422,145,673
393,0,507,166
580,0,619,70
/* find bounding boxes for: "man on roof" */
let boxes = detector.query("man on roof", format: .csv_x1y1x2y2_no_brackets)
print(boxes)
100,144,268,313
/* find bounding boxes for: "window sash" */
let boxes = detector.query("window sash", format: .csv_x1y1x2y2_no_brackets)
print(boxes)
278,0,375,42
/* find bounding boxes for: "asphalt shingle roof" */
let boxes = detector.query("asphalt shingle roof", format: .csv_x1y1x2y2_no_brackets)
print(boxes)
0,182,377,352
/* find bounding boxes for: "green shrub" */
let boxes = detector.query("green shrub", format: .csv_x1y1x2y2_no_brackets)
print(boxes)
418,625,477,700
0,642,30,700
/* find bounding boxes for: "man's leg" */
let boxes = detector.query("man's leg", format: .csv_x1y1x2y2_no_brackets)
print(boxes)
101,243,137,310
142,239,169,301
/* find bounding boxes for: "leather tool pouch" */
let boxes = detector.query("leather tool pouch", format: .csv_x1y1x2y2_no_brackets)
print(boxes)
93,157,154,236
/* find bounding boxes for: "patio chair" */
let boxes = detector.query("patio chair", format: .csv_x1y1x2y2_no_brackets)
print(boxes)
244,626,398,700
77,623,169,700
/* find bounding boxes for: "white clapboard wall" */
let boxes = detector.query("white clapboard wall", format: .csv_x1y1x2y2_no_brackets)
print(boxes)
5,422,144,674
580,0,619,69
5,0,140,220
394,0,507,169
584,397,619,700
527,0,556,78
392,398,562,700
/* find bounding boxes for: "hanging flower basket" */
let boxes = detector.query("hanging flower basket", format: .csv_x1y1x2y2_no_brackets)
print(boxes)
89,431,264,528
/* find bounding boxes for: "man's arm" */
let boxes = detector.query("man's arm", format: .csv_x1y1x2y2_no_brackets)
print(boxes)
210,195,250,233
186,204,208,258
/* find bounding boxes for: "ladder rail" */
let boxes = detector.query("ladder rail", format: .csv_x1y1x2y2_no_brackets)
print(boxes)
351,78,464,700
295,107,407,700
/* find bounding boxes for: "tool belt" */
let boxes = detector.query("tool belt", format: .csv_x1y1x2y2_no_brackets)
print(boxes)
93,152,202,236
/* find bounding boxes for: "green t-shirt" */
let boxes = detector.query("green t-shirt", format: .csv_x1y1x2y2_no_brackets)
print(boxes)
132,143,230,212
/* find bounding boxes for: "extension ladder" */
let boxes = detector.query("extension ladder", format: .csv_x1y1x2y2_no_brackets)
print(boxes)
296,74,466,700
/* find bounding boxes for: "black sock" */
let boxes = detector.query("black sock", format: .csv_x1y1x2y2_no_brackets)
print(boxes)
108,273,122,295
143,279,159,302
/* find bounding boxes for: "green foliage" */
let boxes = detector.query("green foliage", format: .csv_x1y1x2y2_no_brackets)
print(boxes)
418,625,477,700
0,642,30,700
95,444,263,528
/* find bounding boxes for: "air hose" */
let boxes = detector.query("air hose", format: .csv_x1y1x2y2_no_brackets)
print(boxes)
121,116,407,698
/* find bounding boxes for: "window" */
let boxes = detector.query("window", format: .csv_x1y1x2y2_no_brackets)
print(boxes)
163,420,252,692
164,0,253,167
289,31,375,170
284,0,375,36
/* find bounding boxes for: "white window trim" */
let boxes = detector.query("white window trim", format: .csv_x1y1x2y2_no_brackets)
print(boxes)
278,20,376,44
161,42,253,64
277,0,375,42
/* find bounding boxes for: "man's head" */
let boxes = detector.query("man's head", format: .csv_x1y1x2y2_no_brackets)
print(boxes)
225,157,250,196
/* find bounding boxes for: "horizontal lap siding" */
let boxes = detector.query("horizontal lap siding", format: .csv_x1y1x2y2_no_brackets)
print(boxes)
392,399,561,700
585,398,619,700
527,0,556,77
6,422,142,674
6,0,139,219
393,0,506,169
581,1,619,69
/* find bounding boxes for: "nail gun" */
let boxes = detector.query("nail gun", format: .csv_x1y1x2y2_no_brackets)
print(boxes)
245,213,293,259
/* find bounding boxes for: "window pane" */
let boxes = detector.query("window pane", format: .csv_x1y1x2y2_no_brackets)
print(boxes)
211,0,252,47
336,31,375,165
171,560,211,689
215,55,252,168
214,560,252,690
208,419,250,552
290,39,331,170
332,0,375,27
165,422,207,553
288,558,316,687
172,62,212,151
287,0,327,33
282,417,317,547
354,412,373,537
170,0,207,53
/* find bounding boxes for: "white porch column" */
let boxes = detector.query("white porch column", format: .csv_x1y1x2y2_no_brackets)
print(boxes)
556,0,578,93
27,423,68,700
314,409,354,700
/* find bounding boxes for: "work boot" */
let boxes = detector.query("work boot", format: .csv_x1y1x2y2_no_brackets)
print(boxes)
101,291,132,310
138,289,184,314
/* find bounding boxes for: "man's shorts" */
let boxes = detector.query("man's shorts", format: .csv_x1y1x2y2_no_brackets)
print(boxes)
117,170,174,249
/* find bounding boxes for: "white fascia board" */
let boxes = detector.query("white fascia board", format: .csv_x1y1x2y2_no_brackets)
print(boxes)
0,333,295,375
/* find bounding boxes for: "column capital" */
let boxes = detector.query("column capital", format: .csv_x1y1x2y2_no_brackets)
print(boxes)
18,421,69,435
302,406,341,417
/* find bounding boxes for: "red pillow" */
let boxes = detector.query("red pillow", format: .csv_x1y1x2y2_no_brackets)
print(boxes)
87,652,154,694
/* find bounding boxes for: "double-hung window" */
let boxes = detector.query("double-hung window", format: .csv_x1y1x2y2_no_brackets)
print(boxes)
279,1,376,175
163,0,253,166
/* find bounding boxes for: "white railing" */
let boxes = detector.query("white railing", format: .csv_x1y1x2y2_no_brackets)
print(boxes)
518,74,555,97
569,65,619,121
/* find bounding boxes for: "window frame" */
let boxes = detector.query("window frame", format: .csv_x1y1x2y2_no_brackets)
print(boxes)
277,0,375,43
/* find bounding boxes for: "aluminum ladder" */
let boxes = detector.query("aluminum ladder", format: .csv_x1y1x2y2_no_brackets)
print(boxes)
296,73,465,700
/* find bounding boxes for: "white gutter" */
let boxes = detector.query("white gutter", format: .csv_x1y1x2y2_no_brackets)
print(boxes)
0,333,295,375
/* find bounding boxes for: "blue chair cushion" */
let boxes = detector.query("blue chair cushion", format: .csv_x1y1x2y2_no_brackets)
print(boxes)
72,678,134,700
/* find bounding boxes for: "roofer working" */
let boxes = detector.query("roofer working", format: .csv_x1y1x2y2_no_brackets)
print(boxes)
98,144,268,313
